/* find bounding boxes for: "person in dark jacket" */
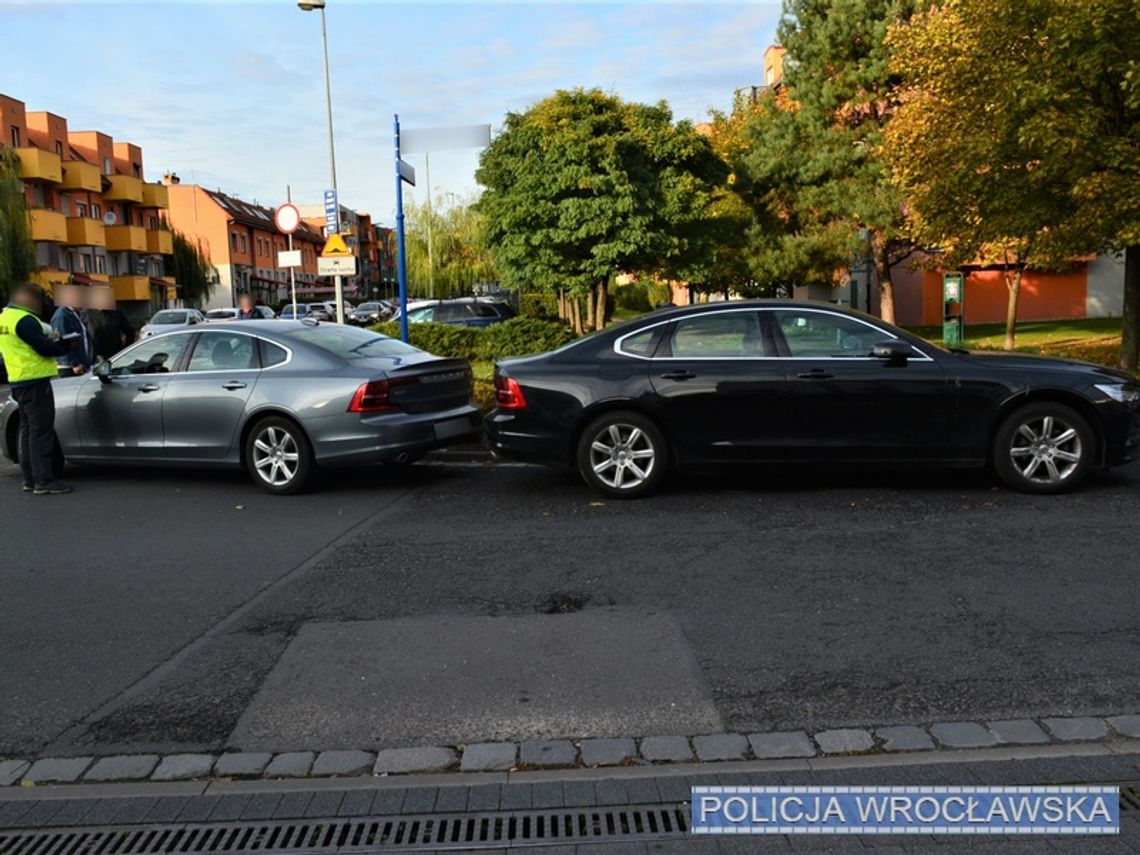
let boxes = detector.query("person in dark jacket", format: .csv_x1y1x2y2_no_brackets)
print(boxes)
49,284,92,376
89,287,135,361
236,293,259,320
0,283,73,494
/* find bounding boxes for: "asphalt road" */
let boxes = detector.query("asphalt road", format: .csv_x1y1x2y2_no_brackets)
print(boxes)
2,455,1139,757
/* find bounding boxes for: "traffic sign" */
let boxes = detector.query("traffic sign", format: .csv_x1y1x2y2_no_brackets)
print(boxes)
321,233,352,257
277,249,302,268
274,203,301,234
323,189,339,235
318,255,357,276
398,159,416,186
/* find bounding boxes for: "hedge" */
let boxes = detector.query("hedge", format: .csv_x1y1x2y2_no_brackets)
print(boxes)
373,316,576,362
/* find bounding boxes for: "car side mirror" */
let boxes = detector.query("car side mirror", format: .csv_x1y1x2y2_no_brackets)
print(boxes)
872,340,911,365
94,361,113,383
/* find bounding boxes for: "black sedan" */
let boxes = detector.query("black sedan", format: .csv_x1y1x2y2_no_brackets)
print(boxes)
486,301,1140,497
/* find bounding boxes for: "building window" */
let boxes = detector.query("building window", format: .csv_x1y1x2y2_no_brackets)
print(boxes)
146,215,157,230
10,126,19,147
92,203,101,219
240,234,247,253
132,163,141,178
95,255,106,274
102,156,112,175
54,141,63,156
75,201,88,218
231,233,238,251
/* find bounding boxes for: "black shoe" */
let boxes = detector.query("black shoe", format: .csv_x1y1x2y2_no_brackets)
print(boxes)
34,482,73,495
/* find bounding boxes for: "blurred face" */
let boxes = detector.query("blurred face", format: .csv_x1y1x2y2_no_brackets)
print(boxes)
239,295,253,311
90,287,115,311
15,287,44,314
55,284,81,308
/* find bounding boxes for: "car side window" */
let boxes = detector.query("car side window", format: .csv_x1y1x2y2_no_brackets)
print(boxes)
470,303,498,318
409,306,435,323
773,310,888,358
110,335,190,375
260,339,289,368
618,327,660,357
668,313,765,358
438,304,466,322
188,332,258,371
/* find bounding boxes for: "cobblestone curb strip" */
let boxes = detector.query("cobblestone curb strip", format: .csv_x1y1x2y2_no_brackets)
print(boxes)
3,712,1138,787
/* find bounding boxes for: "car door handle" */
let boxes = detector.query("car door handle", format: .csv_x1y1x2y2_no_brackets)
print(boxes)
659,370,697,381
796,369,834,380
138,383,160,393
222,381,248,390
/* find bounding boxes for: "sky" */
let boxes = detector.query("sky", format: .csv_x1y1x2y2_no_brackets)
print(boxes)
1,0,781,227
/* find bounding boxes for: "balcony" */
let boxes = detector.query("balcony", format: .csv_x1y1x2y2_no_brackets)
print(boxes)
27,209,67,243
15,148,62,183
141,183,169,208
30,270,71,293
60,160,103,192
105,224,147,252
103,174,144,203
110,275,150,301
66,217,106,247
146,228,173,255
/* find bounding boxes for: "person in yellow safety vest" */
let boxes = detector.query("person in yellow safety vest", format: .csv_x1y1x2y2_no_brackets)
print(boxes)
0,283,74,495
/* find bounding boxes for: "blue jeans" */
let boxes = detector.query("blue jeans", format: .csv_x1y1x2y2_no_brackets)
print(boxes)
13,380,57,487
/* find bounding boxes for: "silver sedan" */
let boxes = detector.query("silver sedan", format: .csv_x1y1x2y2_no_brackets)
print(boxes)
0,321,482,494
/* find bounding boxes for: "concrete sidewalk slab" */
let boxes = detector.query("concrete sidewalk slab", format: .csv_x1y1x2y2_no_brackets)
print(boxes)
228,610,721,751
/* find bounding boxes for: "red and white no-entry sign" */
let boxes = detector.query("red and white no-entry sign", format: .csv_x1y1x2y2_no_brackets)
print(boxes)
274,203,301,234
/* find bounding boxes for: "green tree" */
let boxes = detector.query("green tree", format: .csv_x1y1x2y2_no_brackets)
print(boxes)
404,195,495,298
0,148,36,305
476,89,726,332
166,227,216,307
884,0,1127,351
734,0,919,322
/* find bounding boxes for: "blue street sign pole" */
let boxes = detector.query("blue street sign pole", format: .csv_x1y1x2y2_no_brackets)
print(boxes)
394,114,410,344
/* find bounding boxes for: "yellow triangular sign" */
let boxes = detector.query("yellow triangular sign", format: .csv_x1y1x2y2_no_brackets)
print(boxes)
321,233,352,257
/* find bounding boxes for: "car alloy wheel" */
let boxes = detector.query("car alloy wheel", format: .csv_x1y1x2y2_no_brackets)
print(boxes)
589,423,656,490
576,410,668,498
245,416,313,495
993,402,1093,494
1008,414,1083,485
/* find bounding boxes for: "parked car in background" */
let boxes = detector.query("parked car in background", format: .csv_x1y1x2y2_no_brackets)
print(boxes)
307,303,333,321
279,304,314,321
347,301,392,326
1,321,482,495
205,306,276,322
139,308,206,338
395,298,516,328
487,300,1140,498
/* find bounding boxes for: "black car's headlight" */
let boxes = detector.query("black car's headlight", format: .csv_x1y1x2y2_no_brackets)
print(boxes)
1094,383,1140,403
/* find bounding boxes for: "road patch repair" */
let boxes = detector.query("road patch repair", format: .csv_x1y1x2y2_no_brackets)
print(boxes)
226,609,722,750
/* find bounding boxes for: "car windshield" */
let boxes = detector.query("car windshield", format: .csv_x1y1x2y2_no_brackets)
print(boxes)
206,309,235,319
357,303,379,312
287,325,421,359
151,311,187,325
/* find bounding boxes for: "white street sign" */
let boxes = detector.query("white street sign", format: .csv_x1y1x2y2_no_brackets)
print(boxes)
274,203,301,234
400,124,491,154
318,255,357,276
398,159,416,186
278,249,302,268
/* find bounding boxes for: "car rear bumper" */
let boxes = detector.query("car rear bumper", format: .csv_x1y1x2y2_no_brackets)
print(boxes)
485,411,568,466
314,403,484,467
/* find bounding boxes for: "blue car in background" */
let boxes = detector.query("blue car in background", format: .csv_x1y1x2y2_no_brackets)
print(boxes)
279,304,314,321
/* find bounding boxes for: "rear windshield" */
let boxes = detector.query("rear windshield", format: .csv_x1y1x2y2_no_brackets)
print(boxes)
205,309,235,319
151,311,187,324
287,325,421,359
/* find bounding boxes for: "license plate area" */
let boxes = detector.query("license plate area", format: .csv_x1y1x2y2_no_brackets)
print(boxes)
434,416,471,440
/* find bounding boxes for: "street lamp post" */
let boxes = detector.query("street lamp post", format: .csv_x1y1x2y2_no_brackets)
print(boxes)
298,0,346,325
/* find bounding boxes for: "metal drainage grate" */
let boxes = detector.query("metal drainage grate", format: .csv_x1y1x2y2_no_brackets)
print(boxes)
0,804,688,854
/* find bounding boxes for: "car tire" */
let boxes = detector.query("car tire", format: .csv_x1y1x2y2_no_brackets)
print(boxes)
992,401,1095,494
244,416,314,495
576,410,668,499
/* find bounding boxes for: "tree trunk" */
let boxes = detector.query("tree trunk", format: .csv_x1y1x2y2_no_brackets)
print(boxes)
595,280,608,331
1004,268,1023,351
1120,244,1140,372
876,245,896,324
557,289,566,322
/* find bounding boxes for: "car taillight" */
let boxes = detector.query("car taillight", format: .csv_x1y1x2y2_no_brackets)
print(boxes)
348,379,398,413
495,374,527,410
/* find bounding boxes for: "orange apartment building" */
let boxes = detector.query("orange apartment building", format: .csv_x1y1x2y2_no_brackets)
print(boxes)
163,178,325,310
1,92,175,314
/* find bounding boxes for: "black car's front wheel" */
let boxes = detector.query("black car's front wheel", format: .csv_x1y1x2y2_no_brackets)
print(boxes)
245,416,314,495
576,410,667,498
992,402,1095,494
